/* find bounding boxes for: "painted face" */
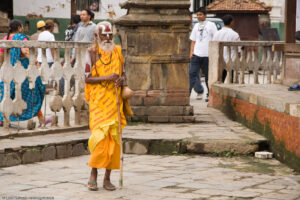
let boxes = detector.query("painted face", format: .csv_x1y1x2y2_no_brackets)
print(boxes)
196,12,206,22
98,24,113,42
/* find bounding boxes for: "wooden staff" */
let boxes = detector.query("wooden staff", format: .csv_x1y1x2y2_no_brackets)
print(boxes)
115,85,123,189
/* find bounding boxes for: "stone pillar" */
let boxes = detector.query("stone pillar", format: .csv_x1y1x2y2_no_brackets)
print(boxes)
115,0,194,123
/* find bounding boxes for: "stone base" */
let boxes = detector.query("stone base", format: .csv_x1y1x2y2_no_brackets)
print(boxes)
130,105,195,123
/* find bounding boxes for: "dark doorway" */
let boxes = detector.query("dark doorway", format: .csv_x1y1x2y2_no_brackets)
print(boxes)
0,0,13,19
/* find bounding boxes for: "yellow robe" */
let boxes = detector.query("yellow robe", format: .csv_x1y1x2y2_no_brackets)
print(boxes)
85,45,127,169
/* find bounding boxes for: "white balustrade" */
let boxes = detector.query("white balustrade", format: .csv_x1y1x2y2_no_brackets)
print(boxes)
209,41,284,86
0,41,91,131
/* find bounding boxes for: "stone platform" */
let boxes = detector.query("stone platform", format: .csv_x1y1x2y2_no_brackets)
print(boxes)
210,83,300,172
0,98,267,168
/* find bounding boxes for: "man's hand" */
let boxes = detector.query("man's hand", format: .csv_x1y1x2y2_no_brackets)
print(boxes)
106,73,119,82
115,77,124,87
190,53,193,59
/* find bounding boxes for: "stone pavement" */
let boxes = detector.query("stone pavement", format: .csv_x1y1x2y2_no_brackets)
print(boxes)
0,95,268,167
0,154,299,200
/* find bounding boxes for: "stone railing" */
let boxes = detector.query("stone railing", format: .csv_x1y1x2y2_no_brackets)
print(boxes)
0,41,91,131
209,41,284,86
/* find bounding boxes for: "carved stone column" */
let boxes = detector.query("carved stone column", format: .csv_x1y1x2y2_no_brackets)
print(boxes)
115,0,194,123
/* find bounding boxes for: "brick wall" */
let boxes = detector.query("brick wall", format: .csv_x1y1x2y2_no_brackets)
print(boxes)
210,89,300,172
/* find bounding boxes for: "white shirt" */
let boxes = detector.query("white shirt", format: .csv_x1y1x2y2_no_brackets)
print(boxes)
213,27,240,62
37,31,55,63
190,20,218,57
74,22,96,43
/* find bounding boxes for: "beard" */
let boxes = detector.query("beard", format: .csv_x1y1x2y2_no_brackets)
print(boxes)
98,39,115,53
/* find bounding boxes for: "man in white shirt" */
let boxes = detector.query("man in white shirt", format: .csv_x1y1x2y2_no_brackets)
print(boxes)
213,15,240,82
37,20,55,67
190,7,217,102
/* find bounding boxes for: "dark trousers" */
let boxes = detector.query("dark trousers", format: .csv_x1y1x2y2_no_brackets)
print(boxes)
190,55,209,96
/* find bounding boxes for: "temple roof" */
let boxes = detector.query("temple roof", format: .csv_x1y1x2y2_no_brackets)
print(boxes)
206,0,271,14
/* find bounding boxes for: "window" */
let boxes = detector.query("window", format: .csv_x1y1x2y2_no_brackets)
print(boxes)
53,21,60,34
76,0,100,12
193,0,215,12
24,21,29,32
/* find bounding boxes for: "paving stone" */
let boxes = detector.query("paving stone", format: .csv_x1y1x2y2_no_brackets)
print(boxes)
4,153,21,167
1,155,300,199
41,146,56,161
257,184,287,190
56,144,72,159
22,149,41,164
124,140,149,155
72,143,87,156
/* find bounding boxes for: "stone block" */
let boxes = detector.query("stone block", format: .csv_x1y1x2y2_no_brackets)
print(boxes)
130,116,147,122
249,94,258,105
0,153,5,167
160,96,190,106
127,63,151,90
146,106,183,116
41,146,56,161
129,95,144,106
164,63,189,90
124,140,149,154
183,116,195,123
149,140,181,155
289,104,300,118
148,116,169,123
144,96,159,106
183,106,194,116
22,149,41,164
72,143,87,156
134,90,147,96
169,116,183,123
257,96,286,113
147,90,163,97
80,110,89,124
56,144,72,159
5,153,21,167
131,106,146,116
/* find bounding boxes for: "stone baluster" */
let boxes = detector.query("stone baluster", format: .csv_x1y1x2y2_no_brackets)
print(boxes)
0,49,14,128
12,59,27,116
251,50,260,84
224,45,233,84
272,51,280,82
245,49,252,84
265,48,273,84
232,46,239,83
73,48,85,125
62,48,74,126
239,48,246,84
49,48,63,126
40,48,52,84
27,48,39,89
260,46,267,84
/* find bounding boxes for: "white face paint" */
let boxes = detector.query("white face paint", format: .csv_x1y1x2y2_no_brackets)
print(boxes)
95,21,115,53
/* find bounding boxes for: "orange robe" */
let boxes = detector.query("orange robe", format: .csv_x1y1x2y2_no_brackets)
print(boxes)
85,45,127,169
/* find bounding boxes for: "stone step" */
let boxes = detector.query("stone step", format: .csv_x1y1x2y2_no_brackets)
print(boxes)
0,122,268,168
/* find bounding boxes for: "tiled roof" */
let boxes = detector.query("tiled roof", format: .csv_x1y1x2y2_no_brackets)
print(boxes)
206,0,271,13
